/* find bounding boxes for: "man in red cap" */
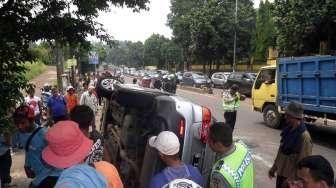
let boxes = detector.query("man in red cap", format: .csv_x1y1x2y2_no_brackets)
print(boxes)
13,105,60,187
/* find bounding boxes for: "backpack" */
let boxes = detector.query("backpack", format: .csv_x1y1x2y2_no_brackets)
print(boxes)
163,178,202,188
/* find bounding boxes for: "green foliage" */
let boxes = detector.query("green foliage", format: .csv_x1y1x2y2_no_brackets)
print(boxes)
144,34,169,68
24,61,47,80
0,0,149,133
30,42,54,65
252,0,276,60
273,0,336,55
169,0,255,69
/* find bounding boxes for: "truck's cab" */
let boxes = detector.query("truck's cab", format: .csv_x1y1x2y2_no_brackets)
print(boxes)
252,64,281,128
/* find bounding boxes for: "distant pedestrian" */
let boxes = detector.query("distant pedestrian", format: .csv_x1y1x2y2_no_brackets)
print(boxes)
80,85,97,128
208,122,254,188
132,78,137,84
47,87,68,123
285,155,334,188
268,101,313,188
13,105,61,188
0,130,12,188
222,84,241,130
70,105,106,163
64,85,78,113
25,86,42,125
148,131,203,188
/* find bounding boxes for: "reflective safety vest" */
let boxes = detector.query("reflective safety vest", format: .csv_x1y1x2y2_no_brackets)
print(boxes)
222,93,240,112
211,141,254,188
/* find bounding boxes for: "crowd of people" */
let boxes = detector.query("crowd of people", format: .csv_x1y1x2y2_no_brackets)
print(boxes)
0,73,335,188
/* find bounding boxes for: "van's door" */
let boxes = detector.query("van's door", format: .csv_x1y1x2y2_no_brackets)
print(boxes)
252,68,277,111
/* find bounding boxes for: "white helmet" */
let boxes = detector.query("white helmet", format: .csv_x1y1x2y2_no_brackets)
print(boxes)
43,83,51,87
164,179,202,188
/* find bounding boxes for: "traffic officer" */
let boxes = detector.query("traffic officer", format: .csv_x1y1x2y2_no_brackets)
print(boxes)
208,122,254,188
222,84,241,131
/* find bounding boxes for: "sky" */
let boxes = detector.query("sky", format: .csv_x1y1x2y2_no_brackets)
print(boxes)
96,0,263,42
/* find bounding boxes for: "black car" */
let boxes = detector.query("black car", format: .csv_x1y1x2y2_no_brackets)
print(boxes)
225,72,255,96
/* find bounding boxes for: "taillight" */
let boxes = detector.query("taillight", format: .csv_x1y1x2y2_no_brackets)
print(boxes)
178,118,186,138
200,107,211,144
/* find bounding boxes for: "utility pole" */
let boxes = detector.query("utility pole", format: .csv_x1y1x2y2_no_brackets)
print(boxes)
233,0,238,72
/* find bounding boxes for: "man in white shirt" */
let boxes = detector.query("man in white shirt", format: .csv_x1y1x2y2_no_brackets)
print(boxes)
25,86,42,125
80,85,97,129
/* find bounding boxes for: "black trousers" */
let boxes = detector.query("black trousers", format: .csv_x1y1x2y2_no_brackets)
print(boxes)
276,175,287,188
224,111,237,130
0,149,12,186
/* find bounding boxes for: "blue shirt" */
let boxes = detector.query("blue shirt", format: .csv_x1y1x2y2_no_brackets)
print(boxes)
47,95,67,118
25,126,61,186
149,164,204,188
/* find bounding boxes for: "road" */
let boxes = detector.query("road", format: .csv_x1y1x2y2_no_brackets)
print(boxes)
175,87,336,187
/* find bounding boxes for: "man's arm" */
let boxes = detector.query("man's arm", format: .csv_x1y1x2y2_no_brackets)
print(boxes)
298,132,313,161
79,93,85,105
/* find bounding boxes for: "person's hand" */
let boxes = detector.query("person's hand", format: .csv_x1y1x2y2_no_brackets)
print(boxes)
268,166,277,179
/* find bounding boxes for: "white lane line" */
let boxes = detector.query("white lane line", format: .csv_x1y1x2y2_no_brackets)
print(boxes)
252,153,273,168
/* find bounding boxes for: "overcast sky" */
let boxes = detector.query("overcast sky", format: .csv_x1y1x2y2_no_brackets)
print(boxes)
96,0,264,42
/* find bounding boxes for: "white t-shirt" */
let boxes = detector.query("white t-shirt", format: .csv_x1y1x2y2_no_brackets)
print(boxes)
25,96,41,116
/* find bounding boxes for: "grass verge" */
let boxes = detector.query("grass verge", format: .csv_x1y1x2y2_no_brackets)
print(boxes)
24,61,46,80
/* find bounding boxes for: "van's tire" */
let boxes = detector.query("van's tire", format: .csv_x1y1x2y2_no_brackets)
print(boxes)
263,104,281,129
97,77,118,98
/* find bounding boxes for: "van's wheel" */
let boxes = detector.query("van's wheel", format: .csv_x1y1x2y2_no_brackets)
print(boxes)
263,104,281,129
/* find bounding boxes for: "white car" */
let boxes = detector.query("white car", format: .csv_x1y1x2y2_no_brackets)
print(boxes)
99,83,216,188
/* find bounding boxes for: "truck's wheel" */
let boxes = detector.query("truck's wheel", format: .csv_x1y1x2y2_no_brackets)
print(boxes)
263,104,281,129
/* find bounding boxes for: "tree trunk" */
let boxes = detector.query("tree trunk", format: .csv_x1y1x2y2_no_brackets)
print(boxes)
55,40,64,91
216,59,220,71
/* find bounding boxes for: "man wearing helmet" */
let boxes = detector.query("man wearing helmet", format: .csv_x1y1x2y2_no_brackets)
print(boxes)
13,105,61,187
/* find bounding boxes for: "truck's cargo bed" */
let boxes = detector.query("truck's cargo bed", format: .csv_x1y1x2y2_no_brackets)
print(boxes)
278,56,336,118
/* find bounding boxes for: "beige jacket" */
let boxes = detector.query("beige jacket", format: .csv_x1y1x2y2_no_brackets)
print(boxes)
274,130,313,178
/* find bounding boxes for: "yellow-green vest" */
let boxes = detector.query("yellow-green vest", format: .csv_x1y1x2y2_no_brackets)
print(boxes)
211,141,254,188
222,94,240,112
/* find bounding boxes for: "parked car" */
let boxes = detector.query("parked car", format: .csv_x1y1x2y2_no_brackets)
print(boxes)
98,81,216,188
225,72,255,96
211,72,231,88
175,71,184,84
181,72,212,88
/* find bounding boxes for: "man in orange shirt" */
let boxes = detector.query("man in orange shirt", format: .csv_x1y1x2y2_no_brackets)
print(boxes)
65,86,78,113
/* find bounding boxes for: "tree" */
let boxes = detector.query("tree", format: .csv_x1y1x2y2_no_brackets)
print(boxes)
0,0,149,132
179,0,255,72
144,34,169,68
273,0,336,56
168,0,205,69
252,0,276,60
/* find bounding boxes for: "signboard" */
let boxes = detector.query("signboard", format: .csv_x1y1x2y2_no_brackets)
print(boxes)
89,51,99,65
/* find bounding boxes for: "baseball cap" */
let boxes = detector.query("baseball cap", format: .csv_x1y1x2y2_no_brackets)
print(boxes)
66,85,74,91
149,131,180,156
42,121,93,169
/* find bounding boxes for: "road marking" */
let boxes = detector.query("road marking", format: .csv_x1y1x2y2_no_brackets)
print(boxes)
252,153,273,168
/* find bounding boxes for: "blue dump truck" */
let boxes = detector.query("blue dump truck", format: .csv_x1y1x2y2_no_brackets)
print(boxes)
252,56,336,129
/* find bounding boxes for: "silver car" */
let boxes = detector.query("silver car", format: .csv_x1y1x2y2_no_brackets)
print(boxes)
99,83,216,188
211,72,231,88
